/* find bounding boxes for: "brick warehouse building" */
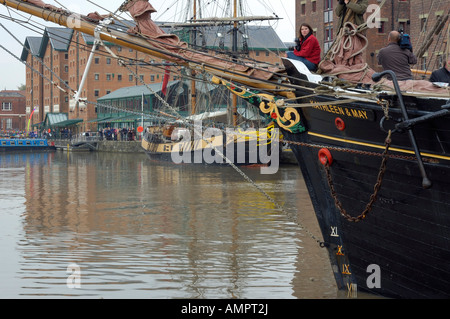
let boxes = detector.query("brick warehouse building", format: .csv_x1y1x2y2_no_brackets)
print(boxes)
295,0,448,75
0,90,26,131
22,36,44,125
409,0,449,72
41,28,72,118
66,30,169,131
22,21,287,132
21,26,168,132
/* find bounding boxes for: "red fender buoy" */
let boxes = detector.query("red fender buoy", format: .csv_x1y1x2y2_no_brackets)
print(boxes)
318,148,333,165
335,117,345,131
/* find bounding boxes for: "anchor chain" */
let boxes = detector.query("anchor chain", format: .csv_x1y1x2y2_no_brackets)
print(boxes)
324,130,392,222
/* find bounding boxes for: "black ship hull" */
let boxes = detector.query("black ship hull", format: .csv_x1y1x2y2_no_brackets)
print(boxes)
217,59,450,298
286,131,450,298
284,88,450,298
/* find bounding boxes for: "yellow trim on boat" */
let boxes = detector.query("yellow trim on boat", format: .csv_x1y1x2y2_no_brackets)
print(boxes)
308,132,450,161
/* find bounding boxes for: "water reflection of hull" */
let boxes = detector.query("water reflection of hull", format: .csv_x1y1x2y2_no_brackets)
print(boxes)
0,139,56,152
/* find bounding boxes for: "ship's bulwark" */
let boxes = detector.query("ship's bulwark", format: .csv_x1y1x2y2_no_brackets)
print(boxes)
283,92,450,298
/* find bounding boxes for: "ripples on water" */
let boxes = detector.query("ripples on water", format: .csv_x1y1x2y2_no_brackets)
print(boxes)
0,151,338,299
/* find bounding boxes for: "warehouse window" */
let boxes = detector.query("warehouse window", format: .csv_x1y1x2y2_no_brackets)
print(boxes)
2,102,12,111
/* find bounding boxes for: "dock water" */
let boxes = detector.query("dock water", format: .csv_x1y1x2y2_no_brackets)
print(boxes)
0,151,336,298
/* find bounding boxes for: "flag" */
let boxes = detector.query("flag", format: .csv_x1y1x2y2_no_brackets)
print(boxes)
162,65,170,96
27,107,36,134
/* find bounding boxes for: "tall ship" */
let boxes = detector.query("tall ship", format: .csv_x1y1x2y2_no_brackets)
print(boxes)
2,0,449,298
139,0,280,165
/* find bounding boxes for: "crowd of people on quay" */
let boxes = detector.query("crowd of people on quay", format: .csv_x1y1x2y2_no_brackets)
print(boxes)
0,130,29,138
99,127,138,141
0,128,73,139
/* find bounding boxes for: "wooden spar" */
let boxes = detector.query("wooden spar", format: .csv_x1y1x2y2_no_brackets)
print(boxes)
162,16,280,28
0,0,175,60
0,0,294,98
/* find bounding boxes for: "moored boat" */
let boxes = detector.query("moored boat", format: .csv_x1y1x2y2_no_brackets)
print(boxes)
215,58,450,298
0,138,55,152
141,123,276,166
282,72,450,299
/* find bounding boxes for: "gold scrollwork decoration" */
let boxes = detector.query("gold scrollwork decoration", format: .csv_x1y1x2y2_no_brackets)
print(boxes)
211,76,302,133
259,100,301,133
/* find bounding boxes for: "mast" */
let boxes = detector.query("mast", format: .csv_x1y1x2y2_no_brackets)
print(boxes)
190,0,197,115
231,0,238,127
446,23,449,62
178,0,269,123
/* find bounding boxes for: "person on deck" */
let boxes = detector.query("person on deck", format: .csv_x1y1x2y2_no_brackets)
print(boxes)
336,0,369,32
429,57,450,84
286,24,321,72
377,31,417,81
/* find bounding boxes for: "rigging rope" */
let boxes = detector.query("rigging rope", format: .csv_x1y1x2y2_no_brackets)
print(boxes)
0,14,326,246
0,0,321,97
94,21,326,244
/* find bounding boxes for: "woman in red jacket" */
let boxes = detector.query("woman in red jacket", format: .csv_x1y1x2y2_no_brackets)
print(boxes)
287,24,321,72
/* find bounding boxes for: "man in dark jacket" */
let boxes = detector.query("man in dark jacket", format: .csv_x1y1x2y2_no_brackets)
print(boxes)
335,0,369,32
429,58,450,84
377,31,417,81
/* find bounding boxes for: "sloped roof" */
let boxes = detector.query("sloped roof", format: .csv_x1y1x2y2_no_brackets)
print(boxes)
43,112,68,126
97,81,180,101
195,25,287,50
44,27,73,51
0,90,25,98
245,25,287,50
38,27,73,58
20,36,43,61
21,27,73,61
51,118,83,127
42,112,82,127
80,21,285,50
